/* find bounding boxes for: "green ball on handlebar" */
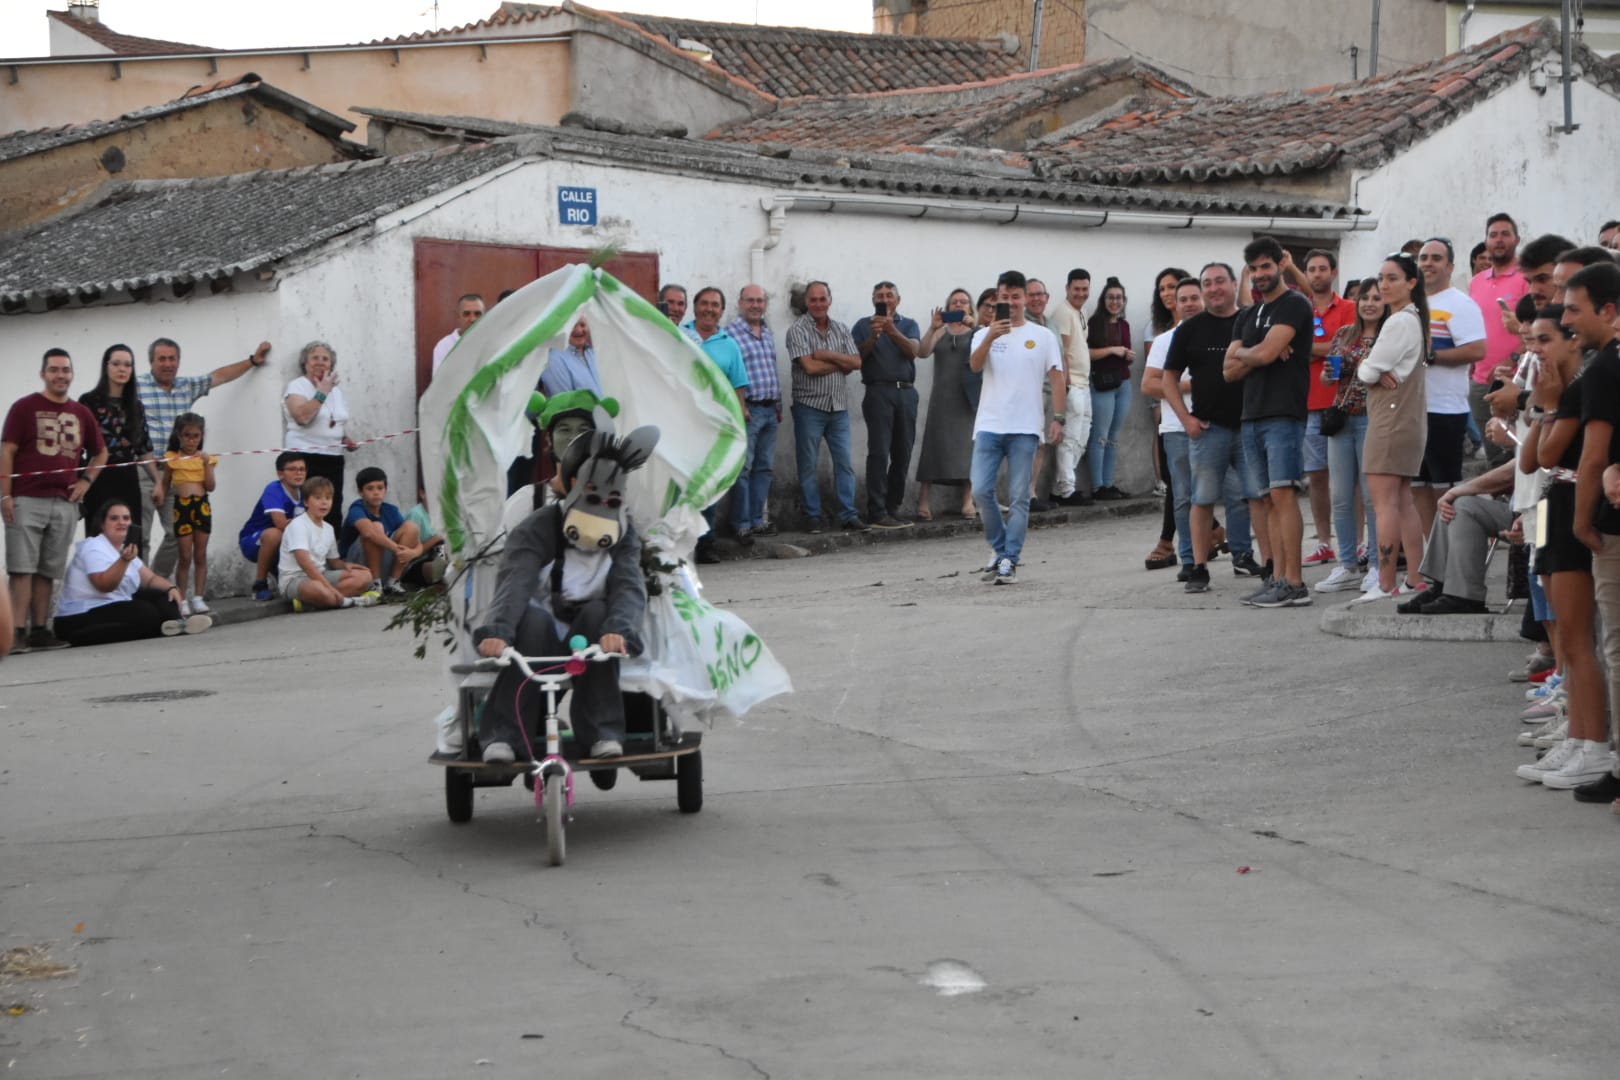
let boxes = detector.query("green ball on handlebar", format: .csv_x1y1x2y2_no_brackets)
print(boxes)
569,634,589,653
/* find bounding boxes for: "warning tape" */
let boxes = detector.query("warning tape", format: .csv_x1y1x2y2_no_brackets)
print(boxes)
3,428,420,481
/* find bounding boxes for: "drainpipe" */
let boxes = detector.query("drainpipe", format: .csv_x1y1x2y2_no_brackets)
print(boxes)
749,198,787,284
1029,0,1046,71
1560,0,1580,134
1458,0,1477,48
1369,0,1382,77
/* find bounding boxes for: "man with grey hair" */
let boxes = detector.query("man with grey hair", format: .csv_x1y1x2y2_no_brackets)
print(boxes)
728,283,782,544
853,281,921,528
788,281,868,533
137,336,270,573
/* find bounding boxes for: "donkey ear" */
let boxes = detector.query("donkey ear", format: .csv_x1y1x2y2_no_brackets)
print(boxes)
617,425,660,472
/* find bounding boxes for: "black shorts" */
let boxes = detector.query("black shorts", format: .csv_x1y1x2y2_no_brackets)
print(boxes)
173,494,213,537
1536,484,1592,575
1415,412,1468,488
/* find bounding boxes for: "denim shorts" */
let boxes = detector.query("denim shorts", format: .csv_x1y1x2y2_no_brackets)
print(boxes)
1304,411,1329,473
1242,417,1307,492
1188,423,1259,505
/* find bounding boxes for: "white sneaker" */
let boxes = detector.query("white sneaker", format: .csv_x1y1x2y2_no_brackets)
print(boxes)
1518,715,1566,747
589,739,623,758
190,597,211,614
1359,569,1377,592
352,590,382,608
979,558,999,583
1516,737,1579,782
1542,744,1617,790
178,597,193,616
183,614,212,635
482,741,515,764
1349,583,1399,605
1533,717,1571,749
1315,566,1361,592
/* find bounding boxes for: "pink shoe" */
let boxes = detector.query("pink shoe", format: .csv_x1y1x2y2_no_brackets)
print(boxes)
1303,543,1336,566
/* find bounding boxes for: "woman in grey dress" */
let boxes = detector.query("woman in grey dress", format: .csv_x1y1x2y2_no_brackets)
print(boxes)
915,288,979,520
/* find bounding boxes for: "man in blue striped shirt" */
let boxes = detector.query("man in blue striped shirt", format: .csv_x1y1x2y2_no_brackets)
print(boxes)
727,284,782,545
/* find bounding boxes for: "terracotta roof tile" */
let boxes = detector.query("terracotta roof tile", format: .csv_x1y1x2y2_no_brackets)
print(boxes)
46,9,214,56
707,58,1197,155
1033,20,1589,185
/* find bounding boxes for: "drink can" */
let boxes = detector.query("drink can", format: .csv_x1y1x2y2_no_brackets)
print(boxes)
1327,355,1343,379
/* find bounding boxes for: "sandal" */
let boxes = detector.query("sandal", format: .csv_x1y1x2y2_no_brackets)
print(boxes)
1144,540,1177,570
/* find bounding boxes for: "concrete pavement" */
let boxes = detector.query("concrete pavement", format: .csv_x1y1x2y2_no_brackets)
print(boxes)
3,511,1617,1078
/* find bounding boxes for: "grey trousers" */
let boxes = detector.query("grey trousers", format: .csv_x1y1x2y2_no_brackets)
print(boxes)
137,467,179,577
1591,535,1620,750
479,597,622,758
1418,493,1513,601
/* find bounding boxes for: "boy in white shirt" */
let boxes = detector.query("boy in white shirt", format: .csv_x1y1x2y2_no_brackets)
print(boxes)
969,270,1067,584
278,476,376,611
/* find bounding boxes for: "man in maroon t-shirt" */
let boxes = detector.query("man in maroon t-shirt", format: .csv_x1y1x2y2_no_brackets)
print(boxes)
1,348,108,652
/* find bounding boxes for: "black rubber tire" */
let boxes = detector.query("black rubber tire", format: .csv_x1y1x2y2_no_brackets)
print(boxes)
544,779,566,866
589,768,618,791
676,750,703,814
445,769,474,824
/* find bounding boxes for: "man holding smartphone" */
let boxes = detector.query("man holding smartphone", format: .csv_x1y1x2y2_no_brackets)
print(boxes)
969,271,1066,585
852,282,921,529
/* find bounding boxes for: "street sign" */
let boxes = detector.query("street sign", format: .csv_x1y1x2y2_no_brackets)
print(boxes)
558,186,597,226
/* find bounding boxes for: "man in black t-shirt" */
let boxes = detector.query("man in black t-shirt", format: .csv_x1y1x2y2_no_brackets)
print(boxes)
1568,262,1620,802
1223,237,1316,608
1163,262,1264,594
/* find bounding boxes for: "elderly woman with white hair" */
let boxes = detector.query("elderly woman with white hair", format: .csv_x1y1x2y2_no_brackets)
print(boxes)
283,341,358,510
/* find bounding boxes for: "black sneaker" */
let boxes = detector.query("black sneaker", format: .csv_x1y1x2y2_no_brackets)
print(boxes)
1176,564,1193,582
1184,565,1211,593
1056,491,1095,507
871,515,911,530
28,627,70,651
1395,588,1442,614
1245,580,1290,608
754,523,778,537
694,543,722,565
841,518,872,532
1573,771,1620,803
807,520,825,534
1029,498,1053,513
11,628,31,655
1232,553,1264,577
1424,594,1490,615
736,528,756,547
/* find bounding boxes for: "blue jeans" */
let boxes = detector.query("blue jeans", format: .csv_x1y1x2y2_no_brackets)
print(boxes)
972,432,1038,564
1326,412,1378,571
792,404,859,523
1186,424,1254,559
1087,380,1133,488
732,405,780,531
1241,417,1307,492
1162,431,1195,567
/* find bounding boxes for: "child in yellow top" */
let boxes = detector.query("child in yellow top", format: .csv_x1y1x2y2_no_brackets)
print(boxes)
154,412,218,615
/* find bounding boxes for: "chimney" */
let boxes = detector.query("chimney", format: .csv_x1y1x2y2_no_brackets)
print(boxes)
68,1,101,22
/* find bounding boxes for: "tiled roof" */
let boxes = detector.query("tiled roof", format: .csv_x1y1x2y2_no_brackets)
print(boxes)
1033,20,1609,185
0,141,518,305
709,59,1198,155
46,9,213,56
0,126,1354,308
0,76,361,164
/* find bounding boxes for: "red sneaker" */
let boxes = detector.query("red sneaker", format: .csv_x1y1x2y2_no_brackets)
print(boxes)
1303,543,1336,566
1529,666,1559,684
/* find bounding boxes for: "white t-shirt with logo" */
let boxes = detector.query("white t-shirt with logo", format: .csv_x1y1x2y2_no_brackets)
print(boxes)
279,512,338,580
1145,327,1190,435
970,322,1062,436
1425,286,1488,415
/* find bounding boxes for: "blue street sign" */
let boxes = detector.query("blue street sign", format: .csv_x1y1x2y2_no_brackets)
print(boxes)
558,186,597,226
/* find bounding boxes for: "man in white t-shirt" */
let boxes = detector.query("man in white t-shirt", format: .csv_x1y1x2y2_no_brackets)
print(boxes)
1049,269,1093,505
1415,239,1489,536
969,270,1066,585
1142,276,1206,577
431,293,486,376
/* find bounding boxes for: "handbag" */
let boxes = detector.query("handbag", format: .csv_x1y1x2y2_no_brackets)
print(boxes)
1506,542,1531,601
1091,367,1125,393
1319,371,1352,437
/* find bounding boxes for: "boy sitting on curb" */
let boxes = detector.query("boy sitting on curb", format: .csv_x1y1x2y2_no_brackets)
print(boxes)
279,476,377,611
339,466,422,598
239,451,306,601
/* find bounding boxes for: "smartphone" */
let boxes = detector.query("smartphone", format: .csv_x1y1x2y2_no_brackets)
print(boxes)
874,301,889,317
943,310,966,324
1497,298,1511,311
995,302,1011,322
657,301,671,318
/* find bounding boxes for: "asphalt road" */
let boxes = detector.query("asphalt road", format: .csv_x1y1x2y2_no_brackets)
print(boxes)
3,513,1618,1078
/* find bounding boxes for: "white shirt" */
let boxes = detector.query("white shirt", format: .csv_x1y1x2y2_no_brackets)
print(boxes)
1425,286,1488,415
283,376,351,453
1145,328,1190,435
1358,306,1425,383
58,535,143,616
1047,297,1091,388
970,322,1062,436
279,513,338,580
431,330,460,375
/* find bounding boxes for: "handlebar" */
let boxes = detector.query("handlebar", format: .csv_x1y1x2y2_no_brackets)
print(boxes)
450,644,625,677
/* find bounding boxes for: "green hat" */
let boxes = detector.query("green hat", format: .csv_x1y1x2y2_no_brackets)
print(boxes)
528,389,620,431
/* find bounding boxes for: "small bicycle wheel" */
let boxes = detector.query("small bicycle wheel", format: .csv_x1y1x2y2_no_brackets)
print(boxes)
446,769,474,824
676,750,703,814
544,778,567,866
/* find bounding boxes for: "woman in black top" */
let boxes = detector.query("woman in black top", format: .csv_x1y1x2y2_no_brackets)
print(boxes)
1520,305,1607,784
1086,277,1136,498
79,344,154,554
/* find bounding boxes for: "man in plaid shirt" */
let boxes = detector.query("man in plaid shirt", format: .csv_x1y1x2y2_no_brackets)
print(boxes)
727,284,783,544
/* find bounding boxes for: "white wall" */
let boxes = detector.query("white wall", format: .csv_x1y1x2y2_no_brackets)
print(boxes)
1343,74,1620,284
2,157,1350,594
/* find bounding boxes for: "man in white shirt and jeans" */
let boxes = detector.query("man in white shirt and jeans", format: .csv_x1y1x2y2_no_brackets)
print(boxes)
970,270,1067,585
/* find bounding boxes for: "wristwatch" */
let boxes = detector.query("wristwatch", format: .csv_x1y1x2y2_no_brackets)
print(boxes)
1053,413,1066,424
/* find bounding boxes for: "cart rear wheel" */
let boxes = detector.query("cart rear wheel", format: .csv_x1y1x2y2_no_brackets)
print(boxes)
446,769,474,824
676,750,703,814
589,767,618,791
544,779,567,866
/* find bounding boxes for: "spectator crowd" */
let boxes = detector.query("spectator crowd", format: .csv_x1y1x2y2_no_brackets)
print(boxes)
8,214,1620,814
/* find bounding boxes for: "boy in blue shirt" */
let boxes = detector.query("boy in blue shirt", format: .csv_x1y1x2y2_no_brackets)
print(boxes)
239,451,306,601
340,466,423,598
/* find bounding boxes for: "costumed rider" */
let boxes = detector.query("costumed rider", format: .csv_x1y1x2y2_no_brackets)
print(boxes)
527,388,619,501
473,422,660,763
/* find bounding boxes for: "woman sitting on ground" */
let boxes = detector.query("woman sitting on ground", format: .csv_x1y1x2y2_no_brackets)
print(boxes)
54,501,211,646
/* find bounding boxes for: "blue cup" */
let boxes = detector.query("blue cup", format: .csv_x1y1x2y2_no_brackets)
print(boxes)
1327,355,1343,379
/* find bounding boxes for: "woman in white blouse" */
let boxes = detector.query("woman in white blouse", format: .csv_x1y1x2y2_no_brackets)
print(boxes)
54,501,211,645
1351,253,1430,604
284,341,357,515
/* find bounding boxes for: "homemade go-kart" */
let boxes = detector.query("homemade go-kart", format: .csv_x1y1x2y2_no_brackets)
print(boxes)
416,262,790,867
